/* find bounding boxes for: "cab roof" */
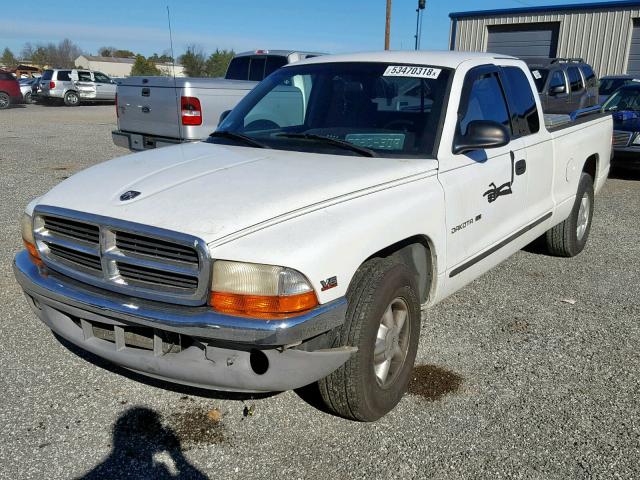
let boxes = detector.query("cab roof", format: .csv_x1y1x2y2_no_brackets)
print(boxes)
290,50,518,69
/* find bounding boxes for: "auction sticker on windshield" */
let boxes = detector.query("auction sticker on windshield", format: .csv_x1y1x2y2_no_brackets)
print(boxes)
383,66,441,79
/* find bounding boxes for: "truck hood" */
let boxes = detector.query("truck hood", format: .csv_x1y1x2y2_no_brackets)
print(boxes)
36,142,437,244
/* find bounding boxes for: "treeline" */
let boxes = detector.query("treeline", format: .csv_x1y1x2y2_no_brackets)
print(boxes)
1,40,236,78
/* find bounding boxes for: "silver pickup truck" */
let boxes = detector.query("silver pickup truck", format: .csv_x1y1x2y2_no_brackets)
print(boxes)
112,50,322,150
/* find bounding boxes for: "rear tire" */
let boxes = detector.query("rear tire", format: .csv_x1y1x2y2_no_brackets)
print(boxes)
318,257,421,421
0,92,10,109
64,91,80,107
24,92,33,104
545,172,594,257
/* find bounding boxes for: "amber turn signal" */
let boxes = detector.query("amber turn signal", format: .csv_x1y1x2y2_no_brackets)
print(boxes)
23,240,42,265
210,290,318,319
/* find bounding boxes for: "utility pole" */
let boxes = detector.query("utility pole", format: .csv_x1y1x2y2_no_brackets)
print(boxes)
385,0,392,50
414,0,426,50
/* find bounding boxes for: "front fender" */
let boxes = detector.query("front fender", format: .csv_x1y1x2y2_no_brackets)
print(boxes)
208,173,446,304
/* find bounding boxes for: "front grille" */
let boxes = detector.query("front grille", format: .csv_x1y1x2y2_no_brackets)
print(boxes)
33,208,209,305
117,262,199,290
46,242,102,272
613,130,633,148
43,215,99,244
115,230,199,264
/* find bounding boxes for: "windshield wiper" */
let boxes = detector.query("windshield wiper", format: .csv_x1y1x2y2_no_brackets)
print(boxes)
209,131,267,149
275,133,377,157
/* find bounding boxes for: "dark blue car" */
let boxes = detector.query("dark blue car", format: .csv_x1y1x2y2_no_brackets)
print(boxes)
604,83,640,170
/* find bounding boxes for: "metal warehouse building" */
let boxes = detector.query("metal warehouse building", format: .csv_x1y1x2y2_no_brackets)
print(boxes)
449,1,640,77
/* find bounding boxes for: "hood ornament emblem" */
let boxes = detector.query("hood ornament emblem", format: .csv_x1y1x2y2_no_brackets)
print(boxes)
120,190,141,201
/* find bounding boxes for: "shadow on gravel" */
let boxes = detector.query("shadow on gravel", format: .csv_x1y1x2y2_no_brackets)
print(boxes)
77,407,209,479
53,333,277,402
407,364,463,401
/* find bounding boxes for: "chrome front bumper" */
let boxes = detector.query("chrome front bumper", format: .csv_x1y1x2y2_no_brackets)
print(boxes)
13,251,352,392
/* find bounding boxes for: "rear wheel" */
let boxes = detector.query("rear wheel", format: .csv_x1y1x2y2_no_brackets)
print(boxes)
24,92,33,104
0,92,10,109
318,258,421,421
64,91,80,107
545,172,594,257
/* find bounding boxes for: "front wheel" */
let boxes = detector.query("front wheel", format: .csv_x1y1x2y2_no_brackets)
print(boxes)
545,172,594,257
24,92,33,104
64,91,80,107
0,92,10,109
318,258,421,421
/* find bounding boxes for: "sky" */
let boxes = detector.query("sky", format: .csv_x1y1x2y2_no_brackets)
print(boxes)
0,0,613,58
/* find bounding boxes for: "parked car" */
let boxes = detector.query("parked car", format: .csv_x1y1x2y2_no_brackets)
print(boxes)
113,50,323,150
0,69,22,109
35,68,116,106
19,78,37,104
526,58,598,114
598,75,639,104
603,82,640,170
14,51,611,421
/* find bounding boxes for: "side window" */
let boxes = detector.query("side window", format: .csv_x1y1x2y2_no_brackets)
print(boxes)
459,72,511,136
57,71,71,81
248,57,266,81
225,57,250,80
94,72,111,83
548,70,566,91
580,65,597,88
77,71,92,81
502,67,540,136
568,67,583,92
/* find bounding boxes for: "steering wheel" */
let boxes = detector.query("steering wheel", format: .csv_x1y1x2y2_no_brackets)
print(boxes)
244,119,280,131
383,119,415,131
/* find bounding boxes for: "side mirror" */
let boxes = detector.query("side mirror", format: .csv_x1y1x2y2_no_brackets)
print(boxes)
550,85,566,95
218,110,231,126
453,120,510,155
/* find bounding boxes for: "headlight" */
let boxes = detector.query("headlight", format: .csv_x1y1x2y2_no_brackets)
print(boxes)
210,260,318,318
21,213,40,262
632,134,640,145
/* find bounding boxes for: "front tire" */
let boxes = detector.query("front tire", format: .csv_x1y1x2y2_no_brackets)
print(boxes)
64,91,80,107
545,172,594,257
318,258,421,421
0,92,10,109
24,92,33,104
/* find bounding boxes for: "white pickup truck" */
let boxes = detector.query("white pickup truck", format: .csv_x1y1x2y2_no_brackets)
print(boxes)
112,50,322,150
15,51,611,421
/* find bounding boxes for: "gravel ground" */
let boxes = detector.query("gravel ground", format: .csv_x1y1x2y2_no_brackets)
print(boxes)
1,104,639,479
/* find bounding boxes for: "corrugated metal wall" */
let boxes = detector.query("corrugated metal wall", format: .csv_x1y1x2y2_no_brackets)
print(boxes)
451,7,640,76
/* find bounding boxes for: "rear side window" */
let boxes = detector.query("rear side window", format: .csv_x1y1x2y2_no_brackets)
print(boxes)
225,57,250,80
57,71,71,81
459,72,511,136
567,67,583,92
248,57,266,81
41,70,53,81
502,67,540,136
580,65,597,88
264,56,288,77
77,71,92,81
0,72,14,80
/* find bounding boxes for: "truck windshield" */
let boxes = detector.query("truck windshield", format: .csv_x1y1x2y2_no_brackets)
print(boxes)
210,62,452,158
603,87,640,111
529,68,549,93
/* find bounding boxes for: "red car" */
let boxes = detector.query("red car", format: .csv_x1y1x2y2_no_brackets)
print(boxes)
0,70,22,109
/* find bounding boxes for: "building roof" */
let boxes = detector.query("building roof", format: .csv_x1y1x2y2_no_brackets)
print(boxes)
450,1,640,19
293,50,517,69
79,55,136,64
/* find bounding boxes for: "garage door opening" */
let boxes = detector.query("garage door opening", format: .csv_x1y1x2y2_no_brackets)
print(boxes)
486,22,560,58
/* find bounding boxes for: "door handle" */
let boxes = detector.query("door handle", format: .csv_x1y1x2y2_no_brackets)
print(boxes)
515,159,527,175
141,87,150,97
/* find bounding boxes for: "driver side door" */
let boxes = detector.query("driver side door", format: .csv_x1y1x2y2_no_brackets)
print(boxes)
438,66,528,277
